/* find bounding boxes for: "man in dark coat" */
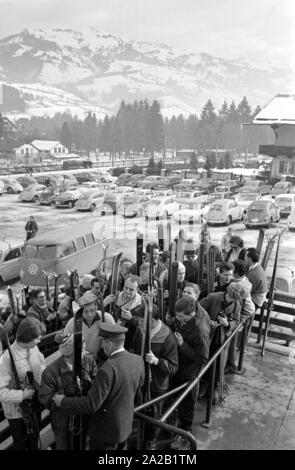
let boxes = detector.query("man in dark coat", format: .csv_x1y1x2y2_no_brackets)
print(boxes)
53,324,145,450
168,296,210,450
25,215,38,241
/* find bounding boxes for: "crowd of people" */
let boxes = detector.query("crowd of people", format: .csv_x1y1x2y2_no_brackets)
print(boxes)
0,230,268,451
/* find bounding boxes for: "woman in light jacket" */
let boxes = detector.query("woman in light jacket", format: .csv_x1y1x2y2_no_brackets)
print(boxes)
0,318,45,450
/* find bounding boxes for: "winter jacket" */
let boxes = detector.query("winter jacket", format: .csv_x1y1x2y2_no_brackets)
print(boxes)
0,341,46,419
200,291,241,343
64,311,115,359
38,354,96,437
129,321,178,395
27,304,51,334
169,314,210,382
60,350,145,446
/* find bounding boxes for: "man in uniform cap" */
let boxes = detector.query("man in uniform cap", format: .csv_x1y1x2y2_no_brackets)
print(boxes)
63,291,115,363
53,323,145,450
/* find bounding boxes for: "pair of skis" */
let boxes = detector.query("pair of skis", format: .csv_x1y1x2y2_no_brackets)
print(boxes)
261,227,286,356
197,223,216,296
255,228,278,271
157,222,171,253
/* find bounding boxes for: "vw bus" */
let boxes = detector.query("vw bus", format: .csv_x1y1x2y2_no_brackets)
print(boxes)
274,194,295,217
20,223,106,287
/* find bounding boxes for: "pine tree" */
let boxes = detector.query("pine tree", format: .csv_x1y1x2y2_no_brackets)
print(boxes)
218,101,229,122
227,101,239,124
148,100,164,156
237,96,252,123
60,121,72,151
200,99,217,123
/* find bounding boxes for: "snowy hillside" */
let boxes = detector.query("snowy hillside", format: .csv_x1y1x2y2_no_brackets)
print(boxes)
0,27,293,119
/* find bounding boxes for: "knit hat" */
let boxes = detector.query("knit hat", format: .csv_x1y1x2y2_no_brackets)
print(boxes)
16,318,42,343
59,334,74,356
81,274,95,290
175,296,196,316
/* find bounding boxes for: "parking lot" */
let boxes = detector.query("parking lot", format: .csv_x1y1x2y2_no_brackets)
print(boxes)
0,191,293,271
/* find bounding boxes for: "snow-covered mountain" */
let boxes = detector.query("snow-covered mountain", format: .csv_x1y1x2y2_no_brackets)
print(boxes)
0,27,294,119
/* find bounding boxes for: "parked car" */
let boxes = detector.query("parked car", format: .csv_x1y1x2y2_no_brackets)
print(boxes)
19,183,47,202
274,194,295,217
207,199,243,226
223,179,245,192
287,205,295,232
75,172,97,184
240,180,272,195
174,179,200,191
206,192,233,204
81,181,103,190
138,175,164,190
39,187,66,206
0,180,4,195
60,174,78,187
0,177,23,193
116,173,133,186
55,187,89,208
271,181,293,197
94,170,115,183
144,196,178,220
215,185,238,195
150,189,174,198
245,199,280,228
0,239,24,285
35,174,64,187
175,190,207,205
124,174,144,188
153,176,181,190
234,193,262,219
173,202,209,224
133,188,153,197
122,195,150,217
101,191,124,215
265,265,295,295
75,189,105,212
16,176,37,188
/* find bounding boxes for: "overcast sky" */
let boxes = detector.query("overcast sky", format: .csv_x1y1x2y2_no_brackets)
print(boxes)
0,0,295,67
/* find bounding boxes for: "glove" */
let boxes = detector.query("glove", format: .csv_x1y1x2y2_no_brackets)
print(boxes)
145,351,159,365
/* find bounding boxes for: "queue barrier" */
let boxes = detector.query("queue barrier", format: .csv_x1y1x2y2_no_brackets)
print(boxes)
134,322,245,449
0,320,253,450
252,293,295,347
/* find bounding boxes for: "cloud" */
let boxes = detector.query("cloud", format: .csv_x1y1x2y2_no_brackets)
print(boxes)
0,0,294,67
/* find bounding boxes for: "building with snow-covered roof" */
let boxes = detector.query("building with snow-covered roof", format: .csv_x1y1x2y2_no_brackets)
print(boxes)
252,95,295,179
15,139,69,163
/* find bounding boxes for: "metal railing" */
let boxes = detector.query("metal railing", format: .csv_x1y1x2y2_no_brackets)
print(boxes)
134,321,246,449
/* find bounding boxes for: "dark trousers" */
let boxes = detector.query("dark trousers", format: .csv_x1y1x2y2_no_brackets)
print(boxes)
8,418,36,450
172,376,199,432
89,440,127,450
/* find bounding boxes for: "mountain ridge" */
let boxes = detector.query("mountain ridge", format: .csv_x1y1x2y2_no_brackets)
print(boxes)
0,27,293,119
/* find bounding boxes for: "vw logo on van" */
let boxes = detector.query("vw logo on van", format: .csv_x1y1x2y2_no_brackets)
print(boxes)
29,263,38,275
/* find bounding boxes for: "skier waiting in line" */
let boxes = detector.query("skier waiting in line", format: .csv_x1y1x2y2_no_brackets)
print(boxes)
0,318,45,450
64,292,115,365
38,334,97,450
